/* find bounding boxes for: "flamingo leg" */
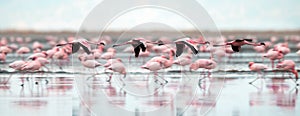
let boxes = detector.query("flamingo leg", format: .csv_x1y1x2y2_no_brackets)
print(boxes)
119,74,126,86
153,71,165,85
156,74,168,84
106,73,113,83
249,73,260,84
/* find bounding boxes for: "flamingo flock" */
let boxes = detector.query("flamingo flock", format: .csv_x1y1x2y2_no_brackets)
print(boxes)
0,35,299,87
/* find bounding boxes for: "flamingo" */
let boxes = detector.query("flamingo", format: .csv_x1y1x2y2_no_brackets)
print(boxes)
0,46,12,54
27,51,48,59
100,48,116,60
0,52,7,63
78,56,102,69
112,37,156,57
213,38,265,52
16,47,30,55
53,48,69,70
105,61,126,85
174,37,209,57
9,60,27,71
56,38,104,54
273,44,290,60
141,60,168,85
173,54,192,71
276,60,298,85
248,62,268,84
21,57,49,71
263,49,284,69
33,41,44,50
189,57,217,77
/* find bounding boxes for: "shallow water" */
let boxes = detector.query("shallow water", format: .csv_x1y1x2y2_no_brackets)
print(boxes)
1,38,300,116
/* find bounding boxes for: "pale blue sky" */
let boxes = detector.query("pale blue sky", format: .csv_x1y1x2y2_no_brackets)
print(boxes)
0,0,299,31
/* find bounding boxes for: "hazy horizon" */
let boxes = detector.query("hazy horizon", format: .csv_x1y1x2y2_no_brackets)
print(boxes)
1,0,300,31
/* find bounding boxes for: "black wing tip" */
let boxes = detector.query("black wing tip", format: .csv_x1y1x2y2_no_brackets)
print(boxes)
243,38,253,42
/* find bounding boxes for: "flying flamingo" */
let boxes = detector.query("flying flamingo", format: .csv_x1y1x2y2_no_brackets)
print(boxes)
276,60,299,86
213,38,265,52
174,37,209,57
248,62,268,84
56,38,105,54
112,38,157,57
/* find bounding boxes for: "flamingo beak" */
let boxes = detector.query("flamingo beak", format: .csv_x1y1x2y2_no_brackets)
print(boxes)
123,73,126,79
205,41,210,48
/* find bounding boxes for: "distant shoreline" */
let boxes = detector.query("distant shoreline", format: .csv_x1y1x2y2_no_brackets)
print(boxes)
0,30,299,39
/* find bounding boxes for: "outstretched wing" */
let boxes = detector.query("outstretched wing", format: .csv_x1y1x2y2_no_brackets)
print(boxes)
72,43,80,53
175,43,184,57
78,41,91,54
139,43,146,52
134,46,141,57
243,39,253,42
231,45,240,52
182,41,198,55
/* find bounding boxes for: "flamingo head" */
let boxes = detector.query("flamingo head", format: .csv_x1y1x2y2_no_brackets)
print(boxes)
42,51,48,57
248,62,254,67
31,56,37,61
99,41,106,46
260,42,266,46
189,63,199,72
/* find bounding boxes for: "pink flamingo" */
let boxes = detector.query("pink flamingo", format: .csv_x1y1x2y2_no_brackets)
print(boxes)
248,62,268,84
105,61,126,85
113,38,157,57
103,58,122,68
273,44,290,60
33,41,44,50
0,46,12,54
16,47,30,55
78,55,102,69
173,54,192,71
141,60,168,85
276,60,298,85
56,38,104,54
263,49,284,69
213,38,265,52
27,51,48,59
189,57,217,77
174,37,209,57
53,48,69,70
101,48,116,60
0,52,6,63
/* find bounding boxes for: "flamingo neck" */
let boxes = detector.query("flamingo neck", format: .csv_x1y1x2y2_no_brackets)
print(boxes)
292,69,298,80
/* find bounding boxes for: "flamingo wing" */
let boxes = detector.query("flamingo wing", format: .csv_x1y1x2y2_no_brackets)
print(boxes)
182,41,198,55
72,43,80,53
134,46,141,57
140,43,146,52
231,45,240,52
78,42,91,54
175,43,184,57
243,39,253,42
